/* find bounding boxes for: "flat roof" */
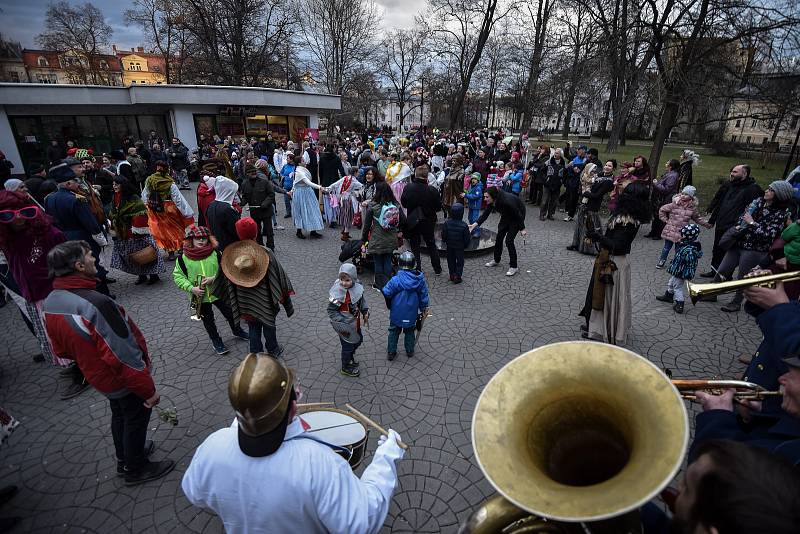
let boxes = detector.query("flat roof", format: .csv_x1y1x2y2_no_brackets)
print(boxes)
0,83,341,110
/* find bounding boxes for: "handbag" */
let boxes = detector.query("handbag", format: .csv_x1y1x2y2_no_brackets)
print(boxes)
129,245,157,266
719,224,748,250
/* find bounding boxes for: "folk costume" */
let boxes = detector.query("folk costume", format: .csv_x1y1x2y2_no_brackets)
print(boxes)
570,169,613,255
327,175,364,239
110,179,165,279
327,263,369,376
141,167,194,252
384,161,412,211
206,177,242,252
182,355,405,534
290,166,325,234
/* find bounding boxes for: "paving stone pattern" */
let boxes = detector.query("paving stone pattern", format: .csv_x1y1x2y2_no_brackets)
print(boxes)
0,189,760,533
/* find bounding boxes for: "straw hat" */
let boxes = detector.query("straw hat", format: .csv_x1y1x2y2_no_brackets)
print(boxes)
221,240,269,288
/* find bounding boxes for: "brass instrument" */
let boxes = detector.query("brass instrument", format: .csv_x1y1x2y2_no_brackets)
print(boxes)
687,270,800,304
190,274,204,321
672,379,782,401
461,342,689,533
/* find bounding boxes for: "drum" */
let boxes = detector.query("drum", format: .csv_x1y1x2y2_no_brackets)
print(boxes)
299,408,369,469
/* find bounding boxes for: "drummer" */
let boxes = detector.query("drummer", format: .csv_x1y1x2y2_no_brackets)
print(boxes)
181,353,406,533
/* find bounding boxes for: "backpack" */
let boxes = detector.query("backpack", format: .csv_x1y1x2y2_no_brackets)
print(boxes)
377,203,400,231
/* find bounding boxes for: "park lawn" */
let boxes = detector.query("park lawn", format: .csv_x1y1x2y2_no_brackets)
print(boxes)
537,138,785,209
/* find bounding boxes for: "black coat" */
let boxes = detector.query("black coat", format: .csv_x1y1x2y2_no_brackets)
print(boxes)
240,173,278,218
318,152,345,187
401,181,441,224
206,200,241,252
583,176,614,212
476,190,526,229
708,177,763,230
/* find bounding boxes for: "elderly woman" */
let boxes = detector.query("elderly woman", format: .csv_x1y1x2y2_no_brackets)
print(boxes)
109,177,165,285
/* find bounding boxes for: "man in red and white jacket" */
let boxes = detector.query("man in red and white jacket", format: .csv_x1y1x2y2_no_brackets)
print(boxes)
42,240,174,486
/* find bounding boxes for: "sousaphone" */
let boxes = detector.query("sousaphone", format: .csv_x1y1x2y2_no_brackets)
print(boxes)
462,341,689,533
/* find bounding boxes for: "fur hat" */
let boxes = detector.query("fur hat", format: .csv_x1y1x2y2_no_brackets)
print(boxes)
769,180,794,202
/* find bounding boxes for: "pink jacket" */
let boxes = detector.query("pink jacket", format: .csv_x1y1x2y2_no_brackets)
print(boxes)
659,194,711,243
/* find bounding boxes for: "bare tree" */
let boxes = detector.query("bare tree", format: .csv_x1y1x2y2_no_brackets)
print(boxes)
37,1,114,85
380,29,429,132
124,0,191,84
556,1,595,138
519,0,557,129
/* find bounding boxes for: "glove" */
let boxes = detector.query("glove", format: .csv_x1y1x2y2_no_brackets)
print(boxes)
376,429,405,460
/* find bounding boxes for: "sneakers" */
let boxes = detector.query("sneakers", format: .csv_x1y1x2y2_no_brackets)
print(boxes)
673,301,685,314
273,225,285,230
656,259,666,269
340,363,360,377
232,327,249,341
212,339,230,355
656,291,674,303
387,351,397,361
269,345,284,358
563,216,573,222
406,351,414,358
124,459,175,486
506,267,519,276
117,440,155,476
485,260,499,267
61,377,90,400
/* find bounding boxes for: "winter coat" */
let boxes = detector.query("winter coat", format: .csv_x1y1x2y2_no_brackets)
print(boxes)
173,251,222,304
318,151,345,187
280,163,296,191
582,175,614,212
362,201,406,255
737,198,790,252
382,270,430,328
544,158,565,190
653,170,679,201
166,143,189,171
206,200,241,252
464,181,483,212
708,177,763,230
401,181,442,225
471,158,489,178
197,183,215,227
240,172,282,218
441,204,471,251
504,169,523,194
527,153,549,185
659,195,710,243
476,189,526,229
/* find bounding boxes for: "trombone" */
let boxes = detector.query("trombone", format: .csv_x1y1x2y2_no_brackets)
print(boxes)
688,270,800,304
672,379,782,401
190,274,204,321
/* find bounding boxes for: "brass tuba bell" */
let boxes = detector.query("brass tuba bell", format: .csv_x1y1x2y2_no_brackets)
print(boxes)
462,342,689,532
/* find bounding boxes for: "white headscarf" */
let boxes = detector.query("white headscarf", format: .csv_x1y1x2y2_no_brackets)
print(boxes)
4,179,23,192
202,175,217,191
214,176,238,204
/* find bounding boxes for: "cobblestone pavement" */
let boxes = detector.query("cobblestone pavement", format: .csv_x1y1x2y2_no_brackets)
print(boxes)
0,188,760,533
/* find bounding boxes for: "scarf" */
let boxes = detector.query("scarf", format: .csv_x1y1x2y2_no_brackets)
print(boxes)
183,242,216,261
146,172,174,197
110,194,147,240
591,249,617,311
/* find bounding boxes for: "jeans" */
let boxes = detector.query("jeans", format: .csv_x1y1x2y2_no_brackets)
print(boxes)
372,253,393,289
659,240,675,263
446,248,465,277
540,187,559,218
340,336,361,367
716,247,768,304
666,275,687,302
387,324,416,354
494,221,520,268
109,393,152,470
199,299,239,342
283,194,292,216
409,220,442,273
248,320,279,353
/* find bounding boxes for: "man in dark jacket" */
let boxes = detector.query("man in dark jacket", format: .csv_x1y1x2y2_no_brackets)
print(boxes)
43,240,174,485
702,164,763,277
240,163,285,250
469,187,527,276
401,165,443,274
24,163,51,206
166,138,190,190
46,140,65,167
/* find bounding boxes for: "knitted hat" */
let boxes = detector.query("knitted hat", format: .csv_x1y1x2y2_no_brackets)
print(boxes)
681,185,696,197
254,158,268,170
471,172,481,182
185,224,211,239
681,223,700,240
235,217,258,241
3,179,23,192
769,180,794,202
74,148,93,161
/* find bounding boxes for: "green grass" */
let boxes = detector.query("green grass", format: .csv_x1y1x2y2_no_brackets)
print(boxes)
536,138,788,209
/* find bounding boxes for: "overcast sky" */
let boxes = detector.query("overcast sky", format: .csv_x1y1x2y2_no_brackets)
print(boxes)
1,0,421,50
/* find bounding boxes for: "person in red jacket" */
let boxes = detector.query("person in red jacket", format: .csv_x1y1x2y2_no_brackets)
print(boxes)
42,240,174,486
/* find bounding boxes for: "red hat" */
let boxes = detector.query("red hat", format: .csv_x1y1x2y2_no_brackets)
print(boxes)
235,217,258,241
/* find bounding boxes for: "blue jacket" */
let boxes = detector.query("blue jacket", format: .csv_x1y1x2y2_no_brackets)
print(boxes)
504,170,523,194
464,181,483,211
280,163,296,190
382,270,429,328
44,188,102,241
441,203,471,251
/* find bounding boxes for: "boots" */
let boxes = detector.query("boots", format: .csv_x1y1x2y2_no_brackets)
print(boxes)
296,229,306,239
656,291,674,303
673,301,684,314
310,231,322,239
61,366,90,400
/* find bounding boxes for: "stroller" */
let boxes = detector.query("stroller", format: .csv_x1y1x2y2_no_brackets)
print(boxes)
338,238,402,275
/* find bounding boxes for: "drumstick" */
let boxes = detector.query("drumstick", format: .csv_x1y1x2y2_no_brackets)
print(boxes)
297,402,335,408
345,403,409,450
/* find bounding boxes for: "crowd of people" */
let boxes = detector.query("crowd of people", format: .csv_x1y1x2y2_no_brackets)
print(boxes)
0,125,799,533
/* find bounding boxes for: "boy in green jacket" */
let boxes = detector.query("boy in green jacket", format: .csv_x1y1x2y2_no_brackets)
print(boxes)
173,225,248,354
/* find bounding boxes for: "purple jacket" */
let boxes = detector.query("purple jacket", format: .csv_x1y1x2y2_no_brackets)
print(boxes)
3,226,65,302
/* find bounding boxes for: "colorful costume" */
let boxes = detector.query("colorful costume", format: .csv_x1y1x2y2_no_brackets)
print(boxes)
141,171,194,251
328,176,364,234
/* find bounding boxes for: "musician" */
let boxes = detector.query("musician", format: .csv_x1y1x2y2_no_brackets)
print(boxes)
182,354,406,534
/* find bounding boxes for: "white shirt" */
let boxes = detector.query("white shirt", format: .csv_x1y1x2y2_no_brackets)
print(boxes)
273,151,286,173
182,418,403,534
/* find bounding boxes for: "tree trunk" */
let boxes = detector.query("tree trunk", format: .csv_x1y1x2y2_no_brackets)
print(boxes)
648,99,681,183
561,56,581,139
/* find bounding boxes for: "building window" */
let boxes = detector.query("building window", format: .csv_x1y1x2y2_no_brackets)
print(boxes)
37,56,48,67
129,62,142,71
735,119,741,127
751,119,757,128
100,60,108,70
9,72,19,82
746,135,751,144
140,80,147,84
35,73,57,84
731,135,737,142
156,81,162,84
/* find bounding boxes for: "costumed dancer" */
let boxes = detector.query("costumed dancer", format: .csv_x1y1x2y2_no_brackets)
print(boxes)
443,153,466,216
173,225,248,355
328,263,369,377
142,160,194,260
211,218,294,358
181,354,405,533
568,159,615,255
385,153,412,210
327,174,364,241
655,223,703,314
109,177,165,285
290,162,326,239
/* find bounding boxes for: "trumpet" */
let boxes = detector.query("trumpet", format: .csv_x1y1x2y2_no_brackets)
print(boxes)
672,379,782,400
190,274,204,321
688,270,800,304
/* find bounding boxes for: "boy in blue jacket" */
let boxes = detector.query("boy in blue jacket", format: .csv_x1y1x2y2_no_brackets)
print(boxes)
441,203,471,283
463,173,483,236
382,251,430,361
279,153,296,218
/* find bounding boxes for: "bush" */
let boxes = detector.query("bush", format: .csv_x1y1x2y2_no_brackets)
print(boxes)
711,140,740,157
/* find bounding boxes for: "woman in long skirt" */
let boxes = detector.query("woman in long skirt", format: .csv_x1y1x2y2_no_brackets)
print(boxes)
110,177,166,284
142,160,194,259
290,163,326,239
579,182,650,345
327,174,363,241
569,160,615,255
384,153,412,211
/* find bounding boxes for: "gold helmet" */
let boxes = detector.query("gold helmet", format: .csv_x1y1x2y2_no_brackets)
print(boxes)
229,353,295,456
